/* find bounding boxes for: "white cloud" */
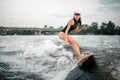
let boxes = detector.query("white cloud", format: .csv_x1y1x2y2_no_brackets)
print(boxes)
0,0,120,28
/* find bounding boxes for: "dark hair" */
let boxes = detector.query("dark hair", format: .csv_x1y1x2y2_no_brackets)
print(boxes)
73,17,82,25
78,18,82,25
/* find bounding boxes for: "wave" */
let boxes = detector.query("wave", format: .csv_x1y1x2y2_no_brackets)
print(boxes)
0,35,120,80
0,39,76,80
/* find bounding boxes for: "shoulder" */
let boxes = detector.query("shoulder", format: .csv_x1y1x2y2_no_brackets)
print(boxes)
68,19,74,25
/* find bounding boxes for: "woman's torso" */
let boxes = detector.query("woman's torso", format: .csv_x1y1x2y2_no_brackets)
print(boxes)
61,18,78,33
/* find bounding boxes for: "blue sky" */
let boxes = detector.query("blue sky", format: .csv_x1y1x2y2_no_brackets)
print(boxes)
0,0,120,28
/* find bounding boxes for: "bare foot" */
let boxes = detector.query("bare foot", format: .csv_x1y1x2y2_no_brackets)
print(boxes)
77,54,92,65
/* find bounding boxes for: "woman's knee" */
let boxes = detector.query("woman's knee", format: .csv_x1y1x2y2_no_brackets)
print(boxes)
68,37,76,45
75,41,79,46
72,41,78,46
68,37,79,46
59,32,65,40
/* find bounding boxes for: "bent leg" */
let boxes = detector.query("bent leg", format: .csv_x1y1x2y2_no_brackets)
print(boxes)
59,32,91,65
67,35,82,59
59,32,82,58
66,35,93,65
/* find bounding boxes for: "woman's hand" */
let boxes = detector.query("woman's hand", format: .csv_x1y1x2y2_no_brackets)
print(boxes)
82,26,87,29
65,34,70,47
65,37,69,47
65,34,68,44
65,43,70,47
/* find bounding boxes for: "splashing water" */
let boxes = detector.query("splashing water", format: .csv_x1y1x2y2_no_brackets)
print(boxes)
0,35,120,80
0,36,77,80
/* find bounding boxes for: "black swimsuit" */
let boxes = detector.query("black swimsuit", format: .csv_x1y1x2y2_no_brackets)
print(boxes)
61,18,79,34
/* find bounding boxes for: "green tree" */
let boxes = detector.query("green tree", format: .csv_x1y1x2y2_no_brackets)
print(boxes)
106,21,115,35
58,26,63,29
91,22,98,34
100,22,107,35
44,25,48,28
115,26,120,35
49,26,54,29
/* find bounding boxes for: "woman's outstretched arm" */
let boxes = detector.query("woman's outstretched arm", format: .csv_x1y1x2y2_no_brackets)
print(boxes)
75,24,87,33
65,20,74,44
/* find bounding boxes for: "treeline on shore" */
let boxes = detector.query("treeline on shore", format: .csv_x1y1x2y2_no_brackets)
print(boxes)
1,21,120,35
70,21,120,35
6,30,37,35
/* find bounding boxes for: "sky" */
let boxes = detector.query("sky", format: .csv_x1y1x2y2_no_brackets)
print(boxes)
0,0,120,28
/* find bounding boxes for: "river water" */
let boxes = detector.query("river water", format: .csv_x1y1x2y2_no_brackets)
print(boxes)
0,35,120,80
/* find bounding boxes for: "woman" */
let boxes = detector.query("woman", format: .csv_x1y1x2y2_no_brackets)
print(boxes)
59,11,92,65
